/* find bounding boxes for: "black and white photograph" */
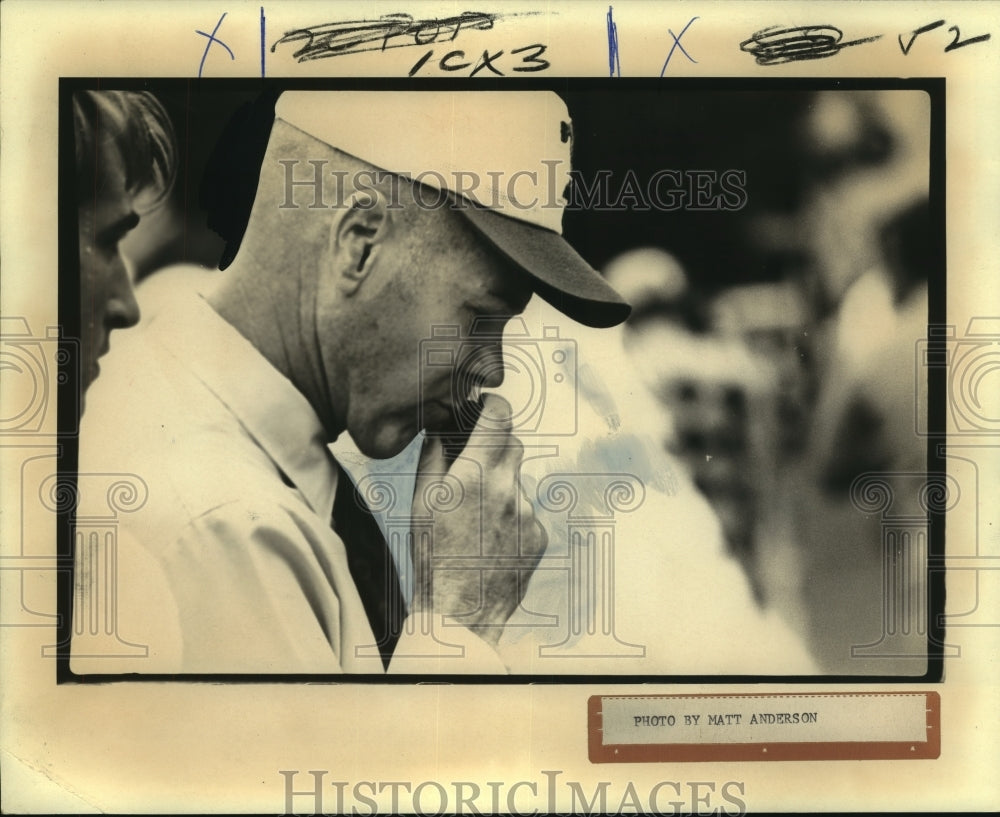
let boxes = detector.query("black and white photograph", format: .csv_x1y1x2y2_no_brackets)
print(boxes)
64,81,941,679
2,1,998,813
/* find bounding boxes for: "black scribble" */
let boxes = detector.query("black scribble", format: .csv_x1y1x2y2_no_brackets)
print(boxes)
898,19,991,54
898,19,945,55
740,25,883,66
272,11,508,62
942,25,990,53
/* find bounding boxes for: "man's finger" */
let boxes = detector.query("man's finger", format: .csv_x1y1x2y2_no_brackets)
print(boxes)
471,393,513,436
466,394,515,456
447,394,519,471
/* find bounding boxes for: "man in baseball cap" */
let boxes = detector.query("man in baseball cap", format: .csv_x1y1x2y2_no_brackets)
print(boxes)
75,90,630,674
268,90,630,328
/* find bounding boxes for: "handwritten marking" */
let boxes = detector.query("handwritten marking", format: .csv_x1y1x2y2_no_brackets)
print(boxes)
607,6,621,77
407,50,435,76
470,48,504,77
739,25,882,66
943,25,990,52
439,50,471,71
660,16,699,74
898,19,991,54
509,43,549,71
196,12,235,78
260,6,266,77
898,19,944,55
406,43,548,76
271,12,500,62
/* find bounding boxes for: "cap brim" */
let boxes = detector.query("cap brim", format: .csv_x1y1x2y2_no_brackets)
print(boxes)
457,204,631,329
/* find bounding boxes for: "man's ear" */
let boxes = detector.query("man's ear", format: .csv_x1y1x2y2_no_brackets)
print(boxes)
330,190,389,294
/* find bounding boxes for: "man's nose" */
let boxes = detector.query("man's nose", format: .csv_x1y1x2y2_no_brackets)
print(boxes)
105,261,141,330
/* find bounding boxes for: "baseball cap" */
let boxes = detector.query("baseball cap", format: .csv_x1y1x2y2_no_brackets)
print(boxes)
273,91,631,329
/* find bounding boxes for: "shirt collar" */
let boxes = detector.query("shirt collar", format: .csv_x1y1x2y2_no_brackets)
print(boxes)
150,293,339,520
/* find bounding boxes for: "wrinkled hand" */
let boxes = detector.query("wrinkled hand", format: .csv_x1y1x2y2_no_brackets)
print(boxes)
411,395,547,647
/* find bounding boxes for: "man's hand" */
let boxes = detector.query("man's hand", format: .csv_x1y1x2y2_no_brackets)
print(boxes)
411,394,547,648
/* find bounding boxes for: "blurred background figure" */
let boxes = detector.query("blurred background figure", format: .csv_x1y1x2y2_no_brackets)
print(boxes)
605,248,789,598
117,89,269,321
603,247,696,450
788,196,932,674
772,92,932,673
598,90,933,672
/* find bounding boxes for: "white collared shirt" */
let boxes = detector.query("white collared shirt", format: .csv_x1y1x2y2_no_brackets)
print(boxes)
72,290,505,674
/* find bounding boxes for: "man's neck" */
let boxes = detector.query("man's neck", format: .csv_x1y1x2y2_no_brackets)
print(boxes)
207,265,345,440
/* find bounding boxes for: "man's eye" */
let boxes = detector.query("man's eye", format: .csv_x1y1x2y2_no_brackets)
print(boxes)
95,214,140,253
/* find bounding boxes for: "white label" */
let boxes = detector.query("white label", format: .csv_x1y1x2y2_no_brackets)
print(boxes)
600,695,930,745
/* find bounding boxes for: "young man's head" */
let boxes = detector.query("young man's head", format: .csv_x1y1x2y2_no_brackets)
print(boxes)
74,90,177,397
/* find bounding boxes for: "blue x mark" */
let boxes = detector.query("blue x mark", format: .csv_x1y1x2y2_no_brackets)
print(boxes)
660,16,699,75
196,12,235,78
